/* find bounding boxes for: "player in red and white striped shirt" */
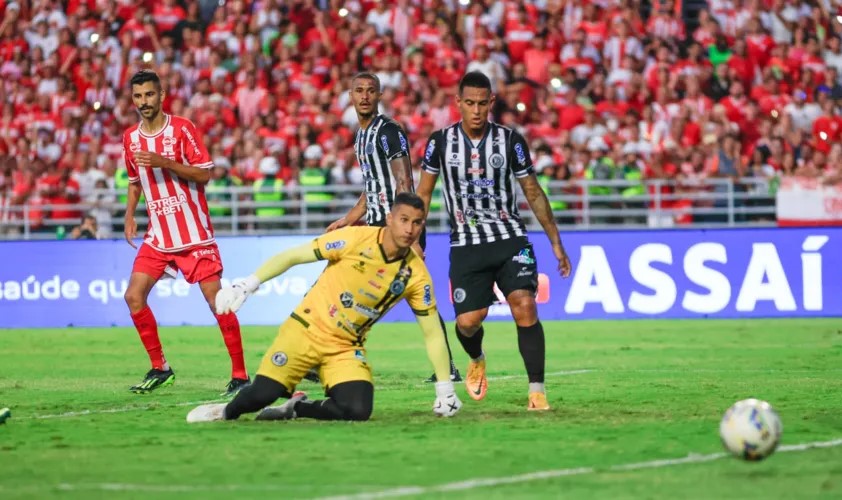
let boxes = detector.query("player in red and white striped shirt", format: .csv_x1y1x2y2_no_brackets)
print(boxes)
121,70,248,396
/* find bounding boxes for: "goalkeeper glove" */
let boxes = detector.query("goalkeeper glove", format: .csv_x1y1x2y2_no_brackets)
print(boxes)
215,275,261,314
432,381,462,417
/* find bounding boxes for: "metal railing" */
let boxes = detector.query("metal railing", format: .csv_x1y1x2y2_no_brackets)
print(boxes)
0,177,779,240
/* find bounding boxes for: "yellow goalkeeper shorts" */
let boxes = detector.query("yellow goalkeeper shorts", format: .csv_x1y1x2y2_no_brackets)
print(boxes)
256,314,373,393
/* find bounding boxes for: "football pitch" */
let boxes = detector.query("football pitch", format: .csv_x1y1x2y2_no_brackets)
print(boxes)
1,319,841,499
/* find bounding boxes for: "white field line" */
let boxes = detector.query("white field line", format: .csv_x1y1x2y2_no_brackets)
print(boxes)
17,370,595,421
19,399,226,420
316,438,842,500
2,438,839,496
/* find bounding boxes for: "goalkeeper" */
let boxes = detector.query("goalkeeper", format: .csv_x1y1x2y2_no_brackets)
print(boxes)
187,193,462,422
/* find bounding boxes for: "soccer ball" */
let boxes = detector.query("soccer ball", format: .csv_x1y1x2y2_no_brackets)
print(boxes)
719,398,783,461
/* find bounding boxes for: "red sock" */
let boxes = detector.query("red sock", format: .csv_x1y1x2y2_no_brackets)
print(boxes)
216,312,247,379
131,306,167,370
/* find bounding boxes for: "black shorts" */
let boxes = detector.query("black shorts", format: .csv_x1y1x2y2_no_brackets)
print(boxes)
369,219,427,250
449,237,539,316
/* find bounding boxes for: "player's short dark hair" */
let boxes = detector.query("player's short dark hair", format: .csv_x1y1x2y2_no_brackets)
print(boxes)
351,72,381,92
393,192,425,212
129,69,161,90
459,71,492,95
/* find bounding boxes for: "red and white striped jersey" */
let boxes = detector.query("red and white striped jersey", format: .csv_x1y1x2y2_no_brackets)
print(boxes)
123,114,215,252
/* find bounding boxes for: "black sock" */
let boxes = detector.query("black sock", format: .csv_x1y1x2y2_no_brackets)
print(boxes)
517,321,545,383
456,325,484,360
437,312,458,373
225,375,289,420
294,381,373,421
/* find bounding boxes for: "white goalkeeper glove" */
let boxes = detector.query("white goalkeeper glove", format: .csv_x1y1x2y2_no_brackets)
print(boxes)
215,275,261,314
432,381,462,417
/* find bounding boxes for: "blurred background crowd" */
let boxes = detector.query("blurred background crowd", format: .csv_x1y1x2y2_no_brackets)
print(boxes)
0,0,840,238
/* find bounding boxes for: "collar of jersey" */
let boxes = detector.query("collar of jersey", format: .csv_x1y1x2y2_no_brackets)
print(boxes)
361,113,382,135
457,121,490,150
377,227,408,264
138,114,171,138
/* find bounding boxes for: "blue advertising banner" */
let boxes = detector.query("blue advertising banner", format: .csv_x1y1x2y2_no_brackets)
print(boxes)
0,228,840,328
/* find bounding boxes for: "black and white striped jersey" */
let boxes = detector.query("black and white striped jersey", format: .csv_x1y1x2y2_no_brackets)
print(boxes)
353,114,412,225
421,121,534,247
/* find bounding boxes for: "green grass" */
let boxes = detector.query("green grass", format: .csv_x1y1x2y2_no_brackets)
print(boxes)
1,319,842,499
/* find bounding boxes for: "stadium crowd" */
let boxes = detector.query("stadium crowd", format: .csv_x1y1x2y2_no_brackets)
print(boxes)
0,0,840,237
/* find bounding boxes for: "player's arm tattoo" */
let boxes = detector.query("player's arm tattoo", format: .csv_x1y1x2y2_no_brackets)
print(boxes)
518,173,563,249
389,156,415,193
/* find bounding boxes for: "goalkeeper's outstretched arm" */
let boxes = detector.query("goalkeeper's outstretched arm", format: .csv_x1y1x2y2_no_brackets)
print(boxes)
216,242,319,314
417,310,463,417
416,312,452,383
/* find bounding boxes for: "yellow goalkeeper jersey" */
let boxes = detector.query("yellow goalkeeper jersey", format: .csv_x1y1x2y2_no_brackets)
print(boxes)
292,226,437,345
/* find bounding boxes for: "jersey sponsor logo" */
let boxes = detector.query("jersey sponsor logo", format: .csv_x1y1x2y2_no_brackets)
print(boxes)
147,194,187,216
366,143,375,155
380,135,390,154
459,179,496,188
467,167,484,174
271,352,288,366
367,280,382,290
489,153,505,169
325,240,345,251
458,192,502,200
398,132,408,152
353,302,380,319
340,291,354,308
352,261,366,273
453,288,467,303
162,136,177,148
512,247,536,265
375,268,387,280
328,304,338,317
424,140,435,161
360,162,371,172
359,287,379,299
181,126,202,156
514,143,527,166
397,267,412,279
389,280,406,295
359,248,374,260
129,142,141,153
470,151,480,160
190,248,217,260
354,349,367,363
423,284,432,306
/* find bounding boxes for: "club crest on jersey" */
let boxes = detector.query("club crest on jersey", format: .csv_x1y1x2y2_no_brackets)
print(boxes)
340,291,354,308
389,280,406,295
366,143,375,155
271,352,288,366
489,153,505,169
514,143,527,166
398,132,408,152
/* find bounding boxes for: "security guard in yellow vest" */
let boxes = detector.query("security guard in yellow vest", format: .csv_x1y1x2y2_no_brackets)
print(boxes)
115,167,131,205
430,178,443,212
537,167,567,212
619,143,646,224
253,156,286,219
300,145,332,213
207,158,238,217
